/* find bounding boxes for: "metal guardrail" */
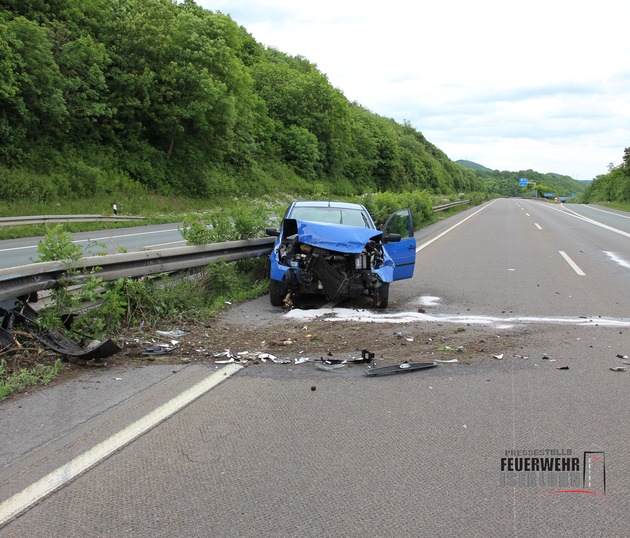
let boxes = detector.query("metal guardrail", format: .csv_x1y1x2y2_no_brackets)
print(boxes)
0,237,275,302
433,200,470,211
0,215,146,226
0,200,472,301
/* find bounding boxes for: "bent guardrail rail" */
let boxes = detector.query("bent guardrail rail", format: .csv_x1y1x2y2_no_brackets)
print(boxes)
0,237,275,302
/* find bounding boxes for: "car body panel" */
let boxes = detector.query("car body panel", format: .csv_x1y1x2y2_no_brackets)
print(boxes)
382,208,417,280
286,219,384,254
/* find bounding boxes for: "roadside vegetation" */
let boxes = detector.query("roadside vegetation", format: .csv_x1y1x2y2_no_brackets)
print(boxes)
0,358,64,400
578,148,630,206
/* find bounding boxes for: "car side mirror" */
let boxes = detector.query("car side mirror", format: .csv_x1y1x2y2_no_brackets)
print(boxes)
382,233,402,243
266,227,280,237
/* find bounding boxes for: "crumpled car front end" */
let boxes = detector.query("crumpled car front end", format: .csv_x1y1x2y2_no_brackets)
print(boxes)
270,219,394,305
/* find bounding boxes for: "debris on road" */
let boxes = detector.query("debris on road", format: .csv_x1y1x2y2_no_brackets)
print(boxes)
142,343,179,355
435,358,459,363
493,354,504,360
609,367,626,372
364,361,437,377
0,298,122,361
438,345,465,352
155,329,190,338
315,362,346,371
556,366,569,370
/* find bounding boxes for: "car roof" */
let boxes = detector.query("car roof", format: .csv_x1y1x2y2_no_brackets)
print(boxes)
292,200,366,210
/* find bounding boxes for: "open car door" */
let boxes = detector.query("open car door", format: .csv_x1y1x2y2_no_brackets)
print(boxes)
381,208,416,280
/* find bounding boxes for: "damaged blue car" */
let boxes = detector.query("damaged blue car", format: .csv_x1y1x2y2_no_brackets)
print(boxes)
265,200,416,308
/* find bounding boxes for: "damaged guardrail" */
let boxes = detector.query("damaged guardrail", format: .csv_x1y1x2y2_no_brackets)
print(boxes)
0,237,275,302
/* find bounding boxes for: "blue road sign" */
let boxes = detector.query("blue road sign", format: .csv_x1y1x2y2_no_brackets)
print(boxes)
519,178,528,187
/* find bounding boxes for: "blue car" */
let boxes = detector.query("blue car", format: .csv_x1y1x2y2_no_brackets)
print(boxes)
265,200,416,308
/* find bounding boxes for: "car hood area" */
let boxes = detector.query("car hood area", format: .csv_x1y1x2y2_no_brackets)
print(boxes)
283,218,383,254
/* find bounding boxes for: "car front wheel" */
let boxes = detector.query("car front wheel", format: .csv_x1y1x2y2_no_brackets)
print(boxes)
269,279,285,306
373,282,389,308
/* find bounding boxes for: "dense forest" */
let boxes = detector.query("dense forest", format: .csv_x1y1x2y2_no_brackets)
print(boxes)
0,0,479,203
0,0,605,209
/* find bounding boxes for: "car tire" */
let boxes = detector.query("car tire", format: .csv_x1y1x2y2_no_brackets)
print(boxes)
270,279,285,306
374,282,389,309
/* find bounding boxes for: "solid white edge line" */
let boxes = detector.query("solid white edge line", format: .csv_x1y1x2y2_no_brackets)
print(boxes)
0,363,244,528
553,205,630,239
558,251,586,276
416,200,496,252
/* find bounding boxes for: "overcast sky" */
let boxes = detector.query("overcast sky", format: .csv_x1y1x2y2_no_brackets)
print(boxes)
197,0,630,180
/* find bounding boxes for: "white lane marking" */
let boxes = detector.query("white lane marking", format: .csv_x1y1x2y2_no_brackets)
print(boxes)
558,251,586,276
534,223,542,230
0,363,243,528
604,251,630,269
416,200,496,252
582,205,630,219
0,245,37,252
145,240,187,249
548,205,630,239
284,307,630,327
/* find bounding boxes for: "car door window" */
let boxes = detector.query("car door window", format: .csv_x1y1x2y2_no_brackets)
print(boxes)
383,209,413,237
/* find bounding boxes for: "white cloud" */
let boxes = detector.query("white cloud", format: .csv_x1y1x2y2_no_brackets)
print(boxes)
198,0,630,180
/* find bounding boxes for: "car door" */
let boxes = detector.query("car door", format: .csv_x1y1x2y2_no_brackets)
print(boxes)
381,208,416,280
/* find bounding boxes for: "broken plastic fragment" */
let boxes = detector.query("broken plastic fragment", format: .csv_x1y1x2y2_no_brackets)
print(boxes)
435,358,458,363
155,329,190,338
315,362,346,371
364,362,437,376
294,357,310,364
438,345,465,352
493,354,504,360
142,344,179,355
556,366,569,370
610,367,626,372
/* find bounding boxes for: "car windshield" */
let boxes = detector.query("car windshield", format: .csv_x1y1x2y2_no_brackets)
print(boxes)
289,207,372,228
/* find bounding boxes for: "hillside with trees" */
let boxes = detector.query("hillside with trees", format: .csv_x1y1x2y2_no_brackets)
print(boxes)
0,0,485,210
579,148,630,203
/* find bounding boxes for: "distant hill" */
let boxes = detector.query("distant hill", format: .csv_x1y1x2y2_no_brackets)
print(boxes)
455,160,586,198
456,160,493,172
